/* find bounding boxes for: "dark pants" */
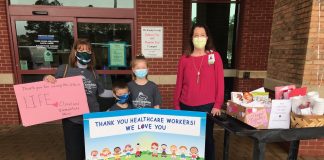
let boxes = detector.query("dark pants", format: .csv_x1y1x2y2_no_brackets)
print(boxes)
180,102,215,160
62,119,85,160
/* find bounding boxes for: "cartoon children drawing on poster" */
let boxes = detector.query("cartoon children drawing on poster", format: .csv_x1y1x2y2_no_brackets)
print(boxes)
179,146,188,160
135,143,141,157
161,144,167,158
151,142,159,157
123,144,133,160
170,145,177,160
190,147,199,160
90,150,99,160
113,147,122,160
100,148,111,160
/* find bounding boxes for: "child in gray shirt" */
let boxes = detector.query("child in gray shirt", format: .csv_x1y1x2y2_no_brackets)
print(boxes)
128,55,162,109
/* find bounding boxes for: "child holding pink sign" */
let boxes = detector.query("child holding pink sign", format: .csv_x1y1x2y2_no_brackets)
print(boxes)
44,39,113,160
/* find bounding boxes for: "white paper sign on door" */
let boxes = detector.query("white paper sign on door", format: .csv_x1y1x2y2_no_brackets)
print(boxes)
141,26,163,58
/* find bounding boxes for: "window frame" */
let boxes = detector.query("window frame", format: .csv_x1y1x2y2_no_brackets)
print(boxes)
6,0,136,84
11,16,77,83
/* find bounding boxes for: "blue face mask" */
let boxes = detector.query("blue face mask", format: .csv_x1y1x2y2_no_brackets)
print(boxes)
76,52,91,65
117,94,129,104
134,69,148,78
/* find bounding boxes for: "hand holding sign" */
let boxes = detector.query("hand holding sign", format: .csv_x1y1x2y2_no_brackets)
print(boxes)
14,76,89,126
43,74,57,83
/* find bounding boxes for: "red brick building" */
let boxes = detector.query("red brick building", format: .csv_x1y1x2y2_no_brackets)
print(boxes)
0,0,323,157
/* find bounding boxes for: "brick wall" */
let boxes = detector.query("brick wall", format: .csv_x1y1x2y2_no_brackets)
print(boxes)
236,0,274,71
299,0,324,157
182,0,191,53
268,0,324,157
233,0,275,91
299,139,324,157
0,85,19,124
233,78,264,92
303,1,324,87
267,0,312,85
158,85,175,109
0,0,12,74
0,0,19,125
136,0,183,108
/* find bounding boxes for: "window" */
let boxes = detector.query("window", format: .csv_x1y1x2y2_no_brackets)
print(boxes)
77,22,132,71
10,0,134,8
16,20,74,71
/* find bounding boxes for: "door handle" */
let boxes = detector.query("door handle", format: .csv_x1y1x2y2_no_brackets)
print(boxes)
32,11,48,15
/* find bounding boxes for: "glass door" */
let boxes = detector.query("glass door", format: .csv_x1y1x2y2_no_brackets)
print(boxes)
11,16,76,83
76,18,134,89
76,18,135,110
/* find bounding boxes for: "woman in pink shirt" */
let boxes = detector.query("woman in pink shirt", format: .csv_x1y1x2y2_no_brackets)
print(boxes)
174,23,224,160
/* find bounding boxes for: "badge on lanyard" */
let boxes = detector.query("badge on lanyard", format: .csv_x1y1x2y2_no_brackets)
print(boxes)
208,54,215,65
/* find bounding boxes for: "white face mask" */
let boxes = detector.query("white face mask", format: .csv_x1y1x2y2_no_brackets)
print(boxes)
193,37,207,49
76,61,88,68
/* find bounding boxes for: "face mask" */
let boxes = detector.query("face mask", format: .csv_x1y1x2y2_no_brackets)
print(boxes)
193,37,207,49
134,69,148,78
117,93,129,104
76,52,91,65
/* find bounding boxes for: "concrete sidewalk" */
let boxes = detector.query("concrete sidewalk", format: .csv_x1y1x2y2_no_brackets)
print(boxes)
0,124,321,160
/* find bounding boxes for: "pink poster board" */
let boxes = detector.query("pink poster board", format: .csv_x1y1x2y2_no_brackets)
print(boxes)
14,76,89,126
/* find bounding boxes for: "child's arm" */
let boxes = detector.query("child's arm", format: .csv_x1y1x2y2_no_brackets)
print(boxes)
153,105,160,109
99,89,114,98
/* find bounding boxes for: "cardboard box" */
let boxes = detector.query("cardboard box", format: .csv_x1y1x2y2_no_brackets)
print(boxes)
226,101,271,129
227,100,291,129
